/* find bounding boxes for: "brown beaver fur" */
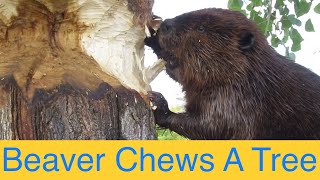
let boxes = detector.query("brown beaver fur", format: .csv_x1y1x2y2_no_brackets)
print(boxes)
145,8,320,139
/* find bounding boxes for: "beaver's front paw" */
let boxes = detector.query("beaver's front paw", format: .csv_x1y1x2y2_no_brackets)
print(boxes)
148,91,172,128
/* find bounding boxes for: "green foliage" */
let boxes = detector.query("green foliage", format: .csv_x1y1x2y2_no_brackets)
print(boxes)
228,0,319,61
290,28,303,51
157,128,187,140
315,3,320,14
228,0,244,10
294,0,311,17
305,19,315,32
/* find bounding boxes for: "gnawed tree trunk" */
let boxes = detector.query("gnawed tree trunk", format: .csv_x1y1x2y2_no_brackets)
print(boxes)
0,0,162,140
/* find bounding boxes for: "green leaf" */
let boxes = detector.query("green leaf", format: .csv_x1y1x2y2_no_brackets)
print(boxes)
262,0,269,6
287,14,302,26
252,0,262,6
246,3,254,11
275,0,285,9
280,15,292,29
283,6,289,15
290,28,304,44
250,10,259,20
314,3,320,14
294,0,312,17
305,19,315,32
228,0,243,10
271,35,281,47
238,10,247,16
291,42,301,52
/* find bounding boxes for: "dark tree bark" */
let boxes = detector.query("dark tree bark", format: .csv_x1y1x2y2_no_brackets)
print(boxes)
0,0,157,140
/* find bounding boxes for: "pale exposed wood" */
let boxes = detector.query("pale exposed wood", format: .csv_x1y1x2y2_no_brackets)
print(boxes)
0,0,157,140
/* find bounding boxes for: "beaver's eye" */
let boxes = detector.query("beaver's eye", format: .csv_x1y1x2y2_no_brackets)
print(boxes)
197,25,205,33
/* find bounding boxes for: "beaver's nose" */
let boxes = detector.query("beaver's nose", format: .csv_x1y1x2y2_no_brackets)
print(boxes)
159,19,174,35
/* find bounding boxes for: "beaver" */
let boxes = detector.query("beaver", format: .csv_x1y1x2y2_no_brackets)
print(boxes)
145,8,320,140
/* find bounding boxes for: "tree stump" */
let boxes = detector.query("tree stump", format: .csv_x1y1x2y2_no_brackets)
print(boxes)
0,0,157,140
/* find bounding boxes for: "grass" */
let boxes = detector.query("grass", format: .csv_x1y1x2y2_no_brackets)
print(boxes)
157,128,187,140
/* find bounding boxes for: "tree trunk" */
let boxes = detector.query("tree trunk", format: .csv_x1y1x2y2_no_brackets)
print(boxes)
0,0,158,140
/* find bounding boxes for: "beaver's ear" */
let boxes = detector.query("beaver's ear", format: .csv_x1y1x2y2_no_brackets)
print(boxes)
239,30,255,50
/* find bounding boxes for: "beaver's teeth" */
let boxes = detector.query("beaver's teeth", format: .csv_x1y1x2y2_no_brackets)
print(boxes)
152,105,158,110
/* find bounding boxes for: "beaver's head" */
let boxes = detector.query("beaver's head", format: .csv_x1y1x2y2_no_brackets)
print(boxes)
155,8,269,90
